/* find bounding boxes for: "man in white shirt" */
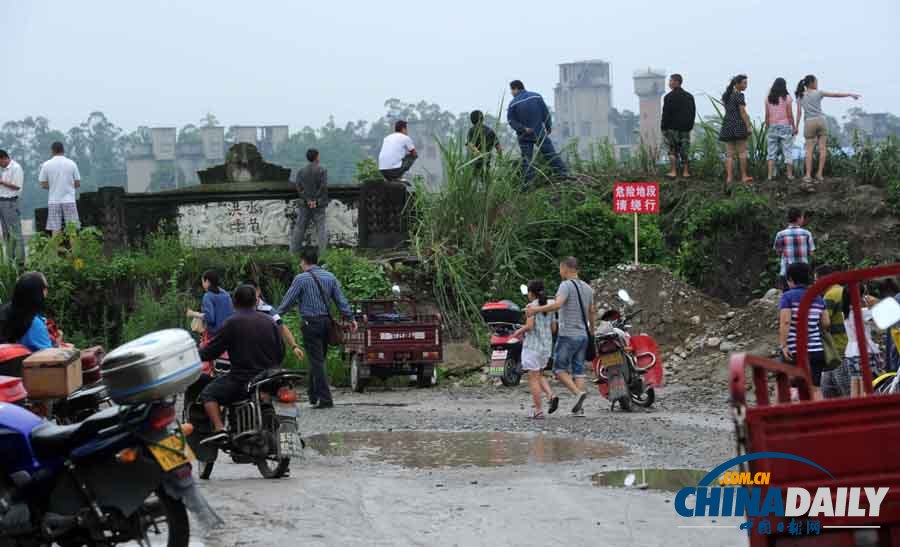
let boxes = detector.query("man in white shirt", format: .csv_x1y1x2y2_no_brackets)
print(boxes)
378,120,418,181
0,150,25,262
37,142,81,235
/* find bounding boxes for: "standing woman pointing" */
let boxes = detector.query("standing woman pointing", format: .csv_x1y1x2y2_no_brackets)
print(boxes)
795,74,860,183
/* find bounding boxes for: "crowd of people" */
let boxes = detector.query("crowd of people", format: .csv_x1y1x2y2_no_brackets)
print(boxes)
772,206,899,401
661,73,860,184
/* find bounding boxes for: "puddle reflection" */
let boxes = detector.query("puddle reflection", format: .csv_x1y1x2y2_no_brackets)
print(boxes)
306,431,625,468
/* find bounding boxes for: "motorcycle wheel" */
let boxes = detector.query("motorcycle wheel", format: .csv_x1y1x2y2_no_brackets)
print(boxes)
134,488,190,547
631,387,655,408
257,411,290,479
500,358,522,387
618,394,632,412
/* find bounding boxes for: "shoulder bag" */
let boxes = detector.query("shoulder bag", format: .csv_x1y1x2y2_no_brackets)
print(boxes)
571,280,598,362
307,269,345,346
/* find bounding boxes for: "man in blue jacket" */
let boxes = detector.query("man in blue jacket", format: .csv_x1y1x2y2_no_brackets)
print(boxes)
507,80,567,182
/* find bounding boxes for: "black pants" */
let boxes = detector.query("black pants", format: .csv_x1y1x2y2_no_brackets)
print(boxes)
380,153,417,181
302,316,332,404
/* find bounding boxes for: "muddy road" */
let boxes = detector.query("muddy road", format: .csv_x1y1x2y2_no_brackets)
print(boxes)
194,384,745,546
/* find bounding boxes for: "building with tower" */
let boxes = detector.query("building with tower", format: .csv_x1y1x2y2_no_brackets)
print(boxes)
554,60,614,157
633,68,667,155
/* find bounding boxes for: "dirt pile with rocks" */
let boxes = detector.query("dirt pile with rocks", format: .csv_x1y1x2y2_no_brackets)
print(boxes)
591,265,781,389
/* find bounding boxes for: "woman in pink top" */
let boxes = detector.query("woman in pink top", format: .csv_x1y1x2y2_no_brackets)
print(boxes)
764,77,796,181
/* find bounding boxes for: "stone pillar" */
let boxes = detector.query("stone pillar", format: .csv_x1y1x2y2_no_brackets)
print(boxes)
151,128,176,160
633,68,667,156
201,126,225,161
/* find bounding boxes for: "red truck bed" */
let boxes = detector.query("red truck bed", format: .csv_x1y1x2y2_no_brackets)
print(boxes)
344,300,443,365
730,265,900,546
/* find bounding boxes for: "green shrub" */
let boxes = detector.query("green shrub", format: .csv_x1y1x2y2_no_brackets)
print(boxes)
320,248,391,301
887,178,900,216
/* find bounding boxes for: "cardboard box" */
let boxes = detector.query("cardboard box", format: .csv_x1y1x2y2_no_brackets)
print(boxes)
23,348,82,399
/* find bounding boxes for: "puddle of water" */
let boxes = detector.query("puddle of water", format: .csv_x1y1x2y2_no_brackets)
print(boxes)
591,468,707,492
305,431,624,468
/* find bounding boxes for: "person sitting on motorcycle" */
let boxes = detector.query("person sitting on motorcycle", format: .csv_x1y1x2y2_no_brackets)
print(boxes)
251,281,305,362
512,279,559,419
197,284,286,446
0,271,58,351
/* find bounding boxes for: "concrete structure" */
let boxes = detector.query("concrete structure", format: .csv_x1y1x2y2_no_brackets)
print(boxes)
554,60,614,157
406,120,444,191
126,124,290,193
633,68,667,155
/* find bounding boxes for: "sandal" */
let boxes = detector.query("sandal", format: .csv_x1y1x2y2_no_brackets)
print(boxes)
802,176,813,183
528,408,545,420
548,396,560,414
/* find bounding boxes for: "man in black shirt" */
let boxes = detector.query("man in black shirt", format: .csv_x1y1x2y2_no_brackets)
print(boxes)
661,73,696,179
290,148,329,253
466,110,501,173
198,284,285,445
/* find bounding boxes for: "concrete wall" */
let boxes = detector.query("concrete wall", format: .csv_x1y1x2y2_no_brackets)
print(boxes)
633,70,666,155
126,158,156,193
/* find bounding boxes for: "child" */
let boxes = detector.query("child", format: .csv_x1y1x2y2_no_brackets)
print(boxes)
841,289,883,398
512,280,559,419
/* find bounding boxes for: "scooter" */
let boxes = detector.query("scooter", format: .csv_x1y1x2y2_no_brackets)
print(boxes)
481,285,533,387
592,289,664,411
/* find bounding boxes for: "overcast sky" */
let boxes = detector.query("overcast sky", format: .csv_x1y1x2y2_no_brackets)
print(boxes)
5,0,898,133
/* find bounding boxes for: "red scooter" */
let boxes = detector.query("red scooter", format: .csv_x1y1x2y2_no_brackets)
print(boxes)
592,289,664,411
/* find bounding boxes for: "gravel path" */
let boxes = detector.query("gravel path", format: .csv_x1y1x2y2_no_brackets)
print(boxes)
193,383,745,546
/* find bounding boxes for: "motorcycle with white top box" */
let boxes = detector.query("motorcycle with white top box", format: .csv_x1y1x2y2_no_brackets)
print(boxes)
0,328,221,547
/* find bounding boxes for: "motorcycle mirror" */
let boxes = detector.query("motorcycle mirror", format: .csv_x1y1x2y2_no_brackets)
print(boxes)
618,289,633,304
872,297,900,330
391,285,402,296
520,284,529,296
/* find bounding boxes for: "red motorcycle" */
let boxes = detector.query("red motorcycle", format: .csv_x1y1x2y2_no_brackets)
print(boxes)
592,290,663,411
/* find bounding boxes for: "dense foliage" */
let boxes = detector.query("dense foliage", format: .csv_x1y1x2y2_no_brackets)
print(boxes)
10,228,391,350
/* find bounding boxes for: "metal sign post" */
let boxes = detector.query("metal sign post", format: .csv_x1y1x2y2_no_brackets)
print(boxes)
613,182,660,266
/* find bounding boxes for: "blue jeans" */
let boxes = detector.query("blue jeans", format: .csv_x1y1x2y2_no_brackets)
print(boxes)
519,137,567,182
554,335,587,377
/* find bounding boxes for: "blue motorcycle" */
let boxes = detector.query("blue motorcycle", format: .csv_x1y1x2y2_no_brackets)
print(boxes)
0,398,220,546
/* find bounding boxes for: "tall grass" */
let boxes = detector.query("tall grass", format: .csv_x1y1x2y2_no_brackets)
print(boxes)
411,136,551,336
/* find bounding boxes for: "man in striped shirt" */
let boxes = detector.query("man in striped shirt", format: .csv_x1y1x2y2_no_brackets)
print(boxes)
773,208,815,289
276,248,356,409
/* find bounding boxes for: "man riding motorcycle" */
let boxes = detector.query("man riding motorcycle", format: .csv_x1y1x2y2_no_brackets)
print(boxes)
197,284,286,446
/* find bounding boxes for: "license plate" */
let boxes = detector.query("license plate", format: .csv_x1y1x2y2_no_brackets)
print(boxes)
488,362,506,376
275,402,300,418
600,352,624,367
491,350,508,360
149,433,195,472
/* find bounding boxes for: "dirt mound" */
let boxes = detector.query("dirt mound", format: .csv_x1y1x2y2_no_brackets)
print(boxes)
590,265,781,388
591,264,730,347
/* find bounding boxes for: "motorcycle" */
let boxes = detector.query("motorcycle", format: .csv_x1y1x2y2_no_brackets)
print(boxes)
481,285,533,387
0,329,222,546
0,398,221,546
592,289,664,411
185,358,305,480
